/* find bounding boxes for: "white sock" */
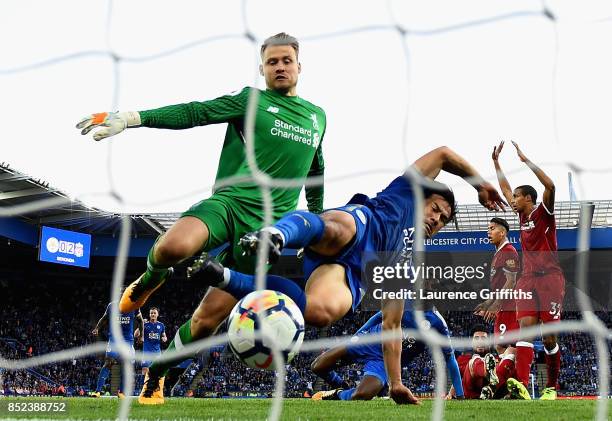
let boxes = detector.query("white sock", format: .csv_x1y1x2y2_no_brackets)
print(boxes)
544,343,559,355
262,226,285,246
217,268,231,288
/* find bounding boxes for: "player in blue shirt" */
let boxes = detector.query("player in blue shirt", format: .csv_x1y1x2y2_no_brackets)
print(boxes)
90,301,143,397
186,146,505,404
310,308,464,400
134,307,167,375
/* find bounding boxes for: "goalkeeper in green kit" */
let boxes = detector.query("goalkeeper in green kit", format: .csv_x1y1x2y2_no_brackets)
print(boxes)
76,33,326,404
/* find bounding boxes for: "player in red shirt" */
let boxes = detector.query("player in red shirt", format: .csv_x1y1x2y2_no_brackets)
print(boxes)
448,325,516,400
474,217,520,354
492,141,564,400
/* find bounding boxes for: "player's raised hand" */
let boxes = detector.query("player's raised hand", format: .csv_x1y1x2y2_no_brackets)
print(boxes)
473,300,490,317
511,141,528,162
389,383,420,405
91,328,98,336
477,182,507,211
76,111,141,141
491,140,504,162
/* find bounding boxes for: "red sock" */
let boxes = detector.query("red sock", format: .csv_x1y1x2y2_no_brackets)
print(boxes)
544,344,561,389
515,342,534,387
471,357,486,378
496,357,515,390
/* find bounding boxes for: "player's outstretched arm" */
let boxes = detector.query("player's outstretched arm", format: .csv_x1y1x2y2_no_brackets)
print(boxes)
76,112,142,141
491,141,514,207
381,299,419,405
511,141,555,211
77,88,251,141
411,146,506,211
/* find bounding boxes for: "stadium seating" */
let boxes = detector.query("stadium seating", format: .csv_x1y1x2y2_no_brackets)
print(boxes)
1,276,609,397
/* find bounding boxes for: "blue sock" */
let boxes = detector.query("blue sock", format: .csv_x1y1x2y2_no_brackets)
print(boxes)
338,388,355,400
274,211,325,248
265,275,307,314
322,370,344,388
221,270,256,299
223,272,307,314
96,367,110,392
446,352,464,398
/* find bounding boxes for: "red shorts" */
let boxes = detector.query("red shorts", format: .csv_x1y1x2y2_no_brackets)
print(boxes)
494,310,520,346
515,271,565,323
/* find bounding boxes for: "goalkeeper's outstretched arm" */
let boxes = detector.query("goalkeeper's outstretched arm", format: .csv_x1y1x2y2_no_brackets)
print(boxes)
76,88,251,141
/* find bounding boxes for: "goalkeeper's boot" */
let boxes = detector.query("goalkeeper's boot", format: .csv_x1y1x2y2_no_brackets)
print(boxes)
186,253,225,287
539,387,557,400
89,391,101,398
117,391,125,399
238,229,284,264
484,353,499,387
507,378,531,400
312,389,342,401
119,268,174,313
138,372,165,405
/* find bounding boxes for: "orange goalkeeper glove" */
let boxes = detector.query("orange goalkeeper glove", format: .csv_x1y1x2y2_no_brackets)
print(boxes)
76,111,141,141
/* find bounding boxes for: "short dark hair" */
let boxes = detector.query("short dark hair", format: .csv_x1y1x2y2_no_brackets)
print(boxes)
516,185,537,204
149,307,159,313
260,33,299,59
490,217,509,233
471,324,488,336
423,181,457,220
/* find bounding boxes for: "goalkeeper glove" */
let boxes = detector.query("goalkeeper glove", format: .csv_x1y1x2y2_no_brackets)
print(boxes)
76,111,141,141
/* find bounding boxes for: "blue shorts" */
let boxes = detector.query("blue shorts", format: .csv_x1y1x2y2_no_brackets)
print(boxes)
362,359,388,386
302,204,376,311
105,342,135,363
345,328,388,387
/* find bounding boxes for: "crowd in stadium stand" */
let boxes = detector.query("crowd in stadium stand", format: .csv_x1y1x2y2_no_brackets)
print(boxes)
1,277,610,398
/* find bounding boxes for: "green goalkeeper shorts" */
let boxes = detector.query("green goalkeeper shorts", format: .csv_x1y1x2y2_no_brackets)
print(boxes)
181,193,267,274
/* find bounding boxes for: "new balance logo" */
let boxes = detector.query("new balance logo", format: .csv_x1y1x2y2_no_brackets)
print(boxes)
310,113,319,130
267,106,279,114
521,221,535,231
295,213,311,228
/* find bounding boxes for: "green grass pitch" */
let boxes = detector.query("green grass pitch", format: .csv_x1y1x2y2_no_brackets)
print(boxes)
0,397,602,420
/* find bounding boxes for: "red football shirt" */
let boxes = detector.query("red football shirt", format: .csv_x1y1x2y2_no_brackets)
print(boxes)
457,353,472,376
490,241,520,311
519,203,562,275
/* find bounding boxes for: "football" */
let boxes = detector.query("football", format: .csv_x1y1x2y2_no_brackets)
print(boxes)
227,290,305,370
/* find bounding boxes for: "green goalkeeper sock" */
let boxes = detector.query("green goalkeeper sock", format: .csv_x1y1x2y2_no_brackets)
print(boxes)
149,319,195,378
140,242,170,287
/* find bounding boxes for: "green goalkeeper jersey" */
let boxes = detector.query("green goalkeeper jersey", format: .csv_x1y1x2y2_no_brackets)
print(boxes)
139,87,326,214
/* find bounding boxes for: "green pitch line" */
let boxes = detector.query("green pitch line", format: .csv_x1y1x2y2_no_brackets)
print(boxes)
0,397,600,421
